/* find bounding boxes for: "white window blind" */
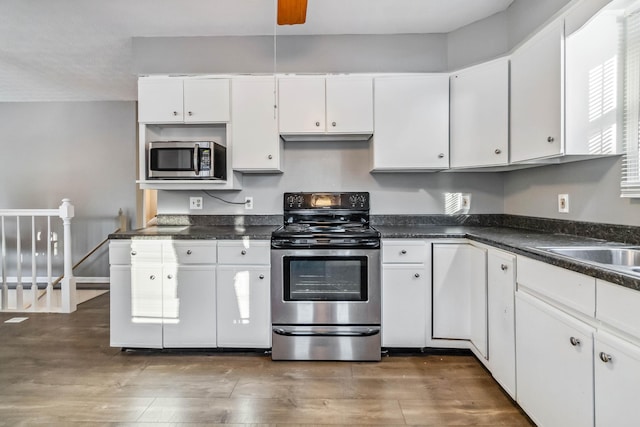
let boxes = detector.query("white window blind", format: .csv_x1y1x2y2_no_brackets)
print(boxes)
622,6,640,197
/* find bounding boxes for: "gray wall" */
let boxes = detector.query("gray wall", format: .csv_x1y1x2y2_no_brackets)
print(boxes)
0,101,137,277
157,140,505,215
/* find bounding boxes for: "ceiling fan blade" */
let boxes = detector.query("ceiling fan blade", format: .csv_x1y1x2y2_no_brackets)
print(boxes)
277,0,308,25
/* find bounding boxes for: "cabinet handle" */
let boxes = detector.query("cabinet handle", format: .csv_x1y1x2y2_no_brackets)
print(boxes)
172,111,178,116
315,121,320,127
332,121,337,127
188,111,193,116
149,275,156,280
167,274,173,279
259,274,265,279
501,264,508,271
547,136,555,143
241,250,247,255
131,251,137,256
599,352,612,363
186,250,192,255
414,273,420,278
495,149,502,154
569,336,581,346
268,154,273,159
438,153,445,159
401,249,407,255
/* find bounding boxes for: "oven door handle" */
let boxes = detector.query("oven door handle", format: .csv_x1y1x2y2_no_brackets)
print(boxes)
273,327,380,337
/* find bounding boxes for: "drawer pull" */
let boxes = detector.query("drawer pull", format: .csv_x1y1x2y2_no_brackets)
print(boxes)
131,251,137,256
241,250,247,255
569,336,581,346
259,274,265,279
599,352,612,363
186,250,192,255
167,274,173,279
414,273,420,278
401,249,407,255
501,264,508,271
149,275,156,280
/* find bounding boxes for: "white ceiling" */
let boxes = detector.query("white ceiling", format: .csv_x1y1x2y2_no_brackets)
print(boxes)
0,0,514,102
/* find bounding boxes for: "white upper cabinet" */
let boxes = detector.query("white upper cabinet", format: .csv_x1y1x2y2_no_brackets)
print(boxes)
278,75,373,137
138,78,230,124
372,75,449,171
510,20,564,163
231,77,282,172
450,58,509,168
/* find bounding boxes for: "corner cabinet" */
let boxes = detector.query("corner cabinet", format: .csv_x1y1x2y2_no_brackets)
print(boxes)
278,75,373,137
371,75,449,171
450,58,509,169
230,77,282,172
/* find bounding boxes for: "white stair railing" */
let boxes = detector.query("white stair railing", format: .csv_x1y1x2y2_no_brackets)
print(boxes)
0,199,75,313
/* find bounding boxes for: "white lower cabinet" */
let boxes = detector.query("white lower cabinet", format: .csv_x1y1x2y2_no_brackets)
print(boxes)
487,249,516,398
432,242,487,358
216,240,271,348
381,240,430,348
516,291,594,427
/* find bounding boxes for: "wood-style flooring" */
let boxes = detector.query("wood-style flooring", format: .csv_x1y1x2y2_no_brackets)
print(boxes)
0,293,534,426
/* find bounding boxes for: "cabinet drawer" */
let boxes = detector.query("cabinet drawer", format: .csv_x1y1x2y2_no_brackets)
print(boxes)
163,241,217,264
517,256,596,316
382,240,428,263
109,241,133,265
597,280,640,340
110,240,163,264
217,240,270,265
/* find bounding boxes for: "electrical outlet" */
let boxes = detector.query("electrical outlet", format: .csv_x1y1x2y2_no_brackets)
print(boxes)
189,197,203,210
558,194,569,213
461,193,471,210
244,197,253,210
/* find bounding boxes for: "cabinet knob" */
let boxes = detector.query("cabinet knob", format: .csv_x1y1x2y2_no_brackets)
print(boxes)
438,153,445,159
131,251,137,256
259,274,265,279
149,275,156,280
188,111,193,116
414,273,420,278
186,250,192,255
241,250,247,255
500,264,508,271
315,121,320,127
172,111,178,116
401,249,407,254
547,136,555,143
167,274,173,279
332,121,337,127
268,154,273,159
569,336,581,346
599,352,612,363
495,149,502,154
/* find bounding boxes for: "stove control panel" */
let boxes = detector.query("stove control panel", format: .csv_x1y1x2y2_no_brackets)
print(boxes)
284,192,370,210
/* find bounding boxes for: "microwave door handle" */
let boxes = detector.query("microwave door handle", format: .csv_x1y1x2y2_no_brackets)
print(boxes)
193,146,200,175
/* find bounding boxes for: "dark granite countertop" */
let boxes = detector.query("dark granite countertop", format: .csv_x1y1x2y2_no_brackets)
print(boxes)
377,225,640,291
108,225,278,241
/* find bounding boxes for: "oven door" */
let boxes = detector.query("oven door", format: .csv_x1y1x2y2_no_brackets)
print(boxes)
271,248,381,325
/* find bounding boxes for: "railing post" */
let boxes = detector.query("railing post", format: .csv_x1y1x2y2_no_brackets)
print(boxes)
58,199,76,313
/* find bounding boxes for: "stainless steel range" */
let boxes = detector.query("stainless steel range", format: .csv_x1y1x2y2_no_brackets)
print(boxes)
270,192,381,361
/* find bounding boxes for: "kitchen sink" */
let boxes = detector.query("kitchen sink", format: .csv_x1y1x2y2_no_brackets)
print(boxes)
536,246,640,277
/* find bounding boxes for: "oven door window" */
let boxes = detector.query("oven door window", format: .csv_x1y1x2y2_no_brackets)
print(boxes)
150,148,195,171
283,256,368,302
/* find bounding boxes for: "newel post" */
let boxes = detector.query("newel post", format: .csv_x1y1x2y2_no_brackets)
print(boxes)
59,199,76,313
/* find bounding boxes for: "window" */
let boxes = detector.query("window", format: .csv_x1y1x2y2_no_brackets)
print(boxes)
622,3,640,197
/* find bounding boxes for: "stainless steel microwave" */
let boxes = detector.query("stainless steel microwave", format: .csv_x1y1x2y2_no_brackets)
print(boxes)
147,141,226,180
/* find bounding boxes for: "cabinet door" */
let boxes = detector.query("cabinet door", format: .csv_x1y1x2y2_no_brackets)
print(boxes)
595,330,640,427
326,76,373,133
162,265,216,348
231,77,281,172
183,79,230,123
450,58,509,168
382,264,429,347
510,20,564,162
515,291,594,427
138,79,183,123
432,243,487,359
278,77,326,133
216,266,271,348
372,75,449,170
110,265,163,348
487,249,516,398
